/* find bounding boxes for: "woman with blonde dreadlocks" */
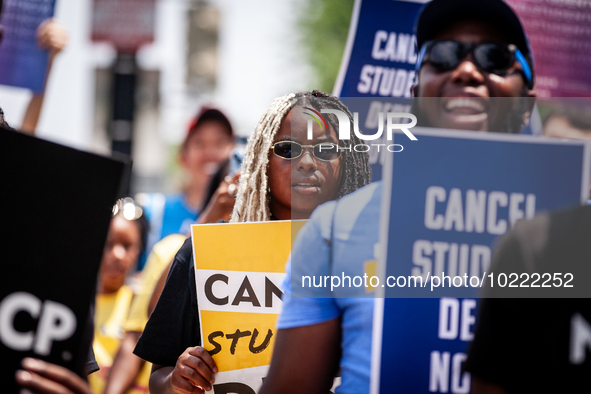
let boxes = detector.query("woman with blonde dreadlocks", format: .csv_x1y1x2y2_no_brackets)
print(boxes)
133,90,371,394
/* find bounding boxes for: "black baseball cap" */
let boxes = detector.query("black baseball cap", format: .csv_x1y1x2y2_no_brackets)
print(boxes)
414,0,534,88
415,0,533,61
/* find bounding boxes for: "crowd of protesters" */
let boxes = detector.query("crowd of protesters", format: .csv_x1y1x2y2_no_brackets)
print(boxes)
3,0,591,393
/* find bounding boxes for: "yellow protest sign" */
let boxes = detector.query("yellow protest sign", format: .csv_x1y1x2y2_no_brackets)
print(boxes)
200,310,278,371
192,220,306,392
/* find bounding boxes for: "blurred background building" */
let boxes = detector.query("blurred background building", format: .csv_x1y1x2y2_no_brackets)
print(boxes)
0,0,353,194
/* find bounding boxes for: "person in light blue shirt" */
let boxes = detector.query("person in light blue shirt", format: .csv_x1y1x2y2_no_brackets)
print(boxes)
261,182,381,394
261,0,539,391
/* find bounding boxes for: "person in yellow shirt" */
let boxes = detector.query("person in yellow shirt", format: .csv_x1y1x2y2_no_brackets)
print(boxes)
102,167,241,394
102,233,186,394
90,198,148,394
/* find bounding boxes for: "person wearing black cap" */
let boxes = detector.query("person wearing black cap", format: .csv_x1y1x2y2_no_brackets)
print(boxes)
412,1,591,393
259,1,540,394
412,0,536,134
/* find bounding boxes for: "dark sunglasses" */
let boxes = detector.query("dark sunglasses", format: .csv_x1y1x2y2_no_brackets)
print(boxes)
270,141,341,161
417,40,533,88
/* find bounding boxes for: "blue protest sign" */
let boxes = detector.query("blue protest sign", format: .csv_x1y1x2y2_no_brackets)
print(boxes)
334,0,425,181
334,0,424,98
371,129,590,393
0,0,56,92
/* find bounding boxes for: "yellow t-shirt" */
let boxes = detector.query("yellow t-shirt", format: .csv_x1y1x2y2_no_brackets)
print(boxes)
89,235,186,394
90,285,136,393
89,234,184,394
124,233,187,332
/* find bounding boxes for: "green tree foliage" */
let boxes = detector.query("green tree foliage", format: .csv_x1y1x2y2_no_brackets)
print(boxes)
299,0,355,94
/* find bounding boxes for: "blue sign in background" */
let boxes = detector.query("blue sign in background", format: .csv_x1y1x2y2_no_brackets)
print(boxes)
335,0,423,98
335,0,424,181
375,130,588,393
0,0,56,92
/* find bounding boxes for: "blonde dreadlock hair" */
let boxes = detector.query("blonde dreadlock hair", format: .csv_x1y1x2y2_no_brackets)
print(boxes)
230,90,371,223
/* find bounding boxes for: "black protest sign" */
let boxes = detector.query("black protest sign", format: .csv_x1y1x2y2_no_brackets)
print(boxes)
0,127,124,392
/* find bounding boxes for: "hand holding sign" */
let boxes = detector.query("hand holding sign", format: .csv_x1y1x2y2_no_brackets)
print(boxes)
37,18,68,58
15,358,92,394
20,18,69,135
168,346,217,393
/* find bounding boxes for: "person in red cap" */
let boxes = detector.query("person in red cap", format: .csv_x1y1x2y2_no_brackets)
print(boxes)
137,107,234,268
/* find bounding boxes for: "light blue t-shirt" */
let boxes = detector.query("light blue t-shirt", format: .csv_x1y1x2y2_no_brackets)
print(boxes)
138,193,199,270
278,181,382,394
